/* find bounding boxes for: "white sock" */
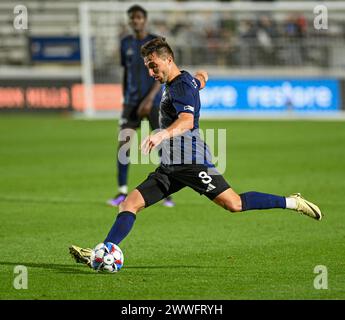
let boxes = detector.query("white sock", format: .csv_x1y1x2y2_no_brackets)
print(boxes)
285,197,297,210
118,185,128,194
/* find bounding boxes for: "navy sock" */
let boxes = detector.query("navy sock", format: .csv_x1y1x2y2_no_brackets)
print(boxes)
117,159,129,188
240,191,286,211
104,211,136,245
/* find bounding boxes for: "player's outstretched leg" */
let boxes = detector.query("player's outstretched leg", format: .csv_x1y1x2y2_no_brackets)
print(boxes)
285,192,322,220
213,188,322,220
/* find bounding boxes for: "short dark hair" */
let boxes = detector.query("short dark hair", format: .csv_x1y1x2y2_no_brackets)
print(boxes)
127,5,147,18
141,37,174,60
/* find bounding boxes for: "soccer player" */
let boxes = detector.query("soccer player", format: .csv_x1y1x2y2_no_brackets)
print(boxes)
70,37,322,266
107,4,175,208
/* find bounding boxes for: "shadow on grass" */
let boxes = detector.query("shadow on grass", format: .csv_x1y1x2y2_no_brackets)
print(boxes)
0,261,93,275
0,261,212,275
125,265,208,269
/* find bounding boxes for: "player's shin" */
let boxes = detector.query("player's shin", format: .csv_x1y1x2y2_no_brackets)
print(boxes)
104,211,136,245
239,191,286,211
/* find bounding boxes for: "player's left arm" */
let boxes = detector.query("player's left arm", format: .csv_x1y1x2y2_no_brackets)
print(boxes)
137,81,161,117
194,70,208,90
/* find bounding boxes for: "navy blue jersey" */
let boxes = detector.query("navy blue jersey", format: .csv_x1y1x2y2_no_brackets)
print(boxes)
120,34,162,106
159,71,213,167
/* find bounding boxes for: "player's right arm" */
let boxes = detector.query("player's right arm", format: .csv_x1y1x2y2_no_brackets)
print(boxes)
141,113,193,155
194,70,208,90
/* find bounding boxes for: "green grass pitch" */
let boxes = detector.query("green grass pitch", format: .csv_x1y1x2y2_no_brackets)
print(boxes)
0,115,344,300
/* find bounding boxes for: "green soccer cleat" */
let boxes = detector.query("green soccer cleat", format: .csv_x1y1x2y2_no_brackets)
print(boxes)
69,245,93,267
289,193,323,221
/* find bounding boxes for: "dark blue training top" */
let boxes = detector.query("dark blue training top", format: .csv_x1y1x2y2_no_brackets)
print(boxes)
120,34,162,107
159,71,213,167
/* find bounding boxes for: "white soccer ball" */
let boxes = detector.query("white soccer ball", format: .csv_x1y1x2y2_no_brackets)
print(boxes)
90,242,124,273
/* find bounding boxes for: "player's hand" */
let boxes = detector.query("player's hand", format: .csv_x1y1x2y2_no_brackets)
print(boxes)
140,135,152,155
140,131,166,155
194,70,208,90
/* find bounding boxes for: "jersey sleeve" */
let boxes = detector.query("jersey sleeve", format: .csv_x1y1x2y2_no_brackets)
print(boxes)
170,82,196,115
194,77,201,89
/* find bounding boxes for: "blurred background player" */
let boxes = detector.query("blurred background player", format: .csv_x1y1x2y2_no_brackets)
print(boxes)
107,5,175,208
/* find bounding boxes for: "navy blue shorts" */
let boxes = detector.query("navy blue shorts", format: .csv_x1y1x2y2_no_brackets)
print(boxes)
136,164,230,207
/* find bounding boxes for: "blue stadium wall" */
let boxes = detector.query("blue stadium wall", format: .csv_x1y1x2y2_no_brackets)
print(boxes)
200,78,341,116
